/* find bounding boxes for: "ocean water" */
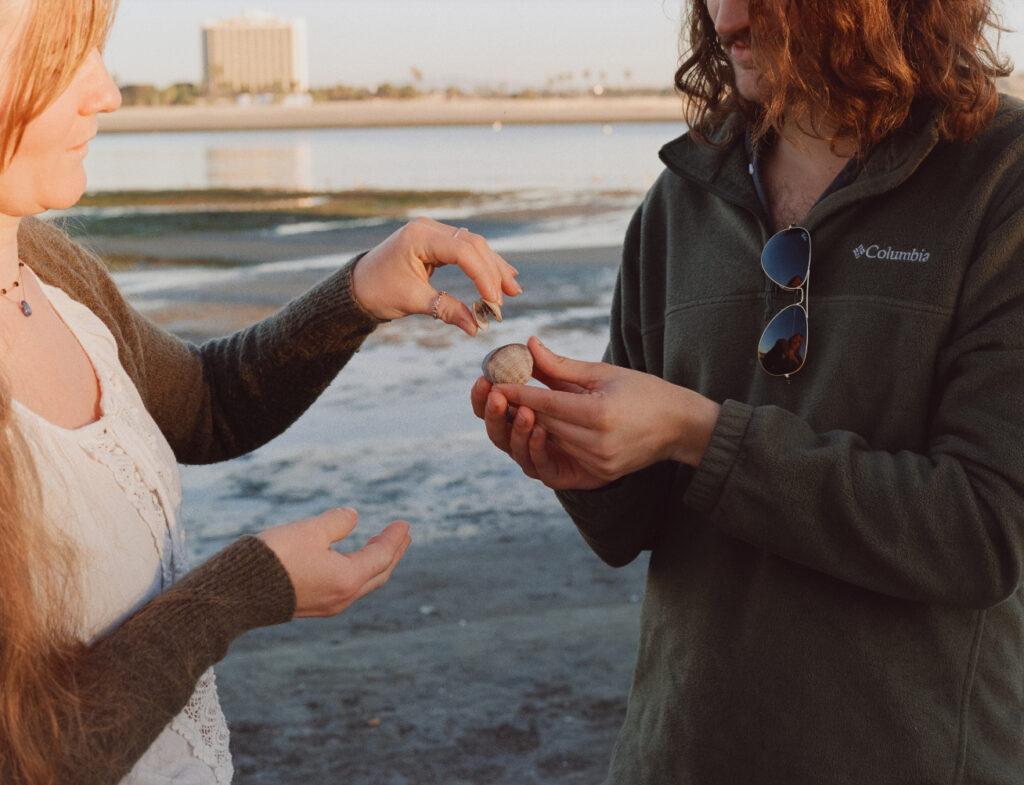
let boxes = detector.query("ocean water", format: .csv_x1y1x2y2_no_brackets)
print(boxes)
85,122,684,195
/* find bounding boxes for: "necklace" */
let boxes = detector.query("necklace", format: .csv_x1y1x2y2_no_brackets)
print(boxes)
1,261,31,317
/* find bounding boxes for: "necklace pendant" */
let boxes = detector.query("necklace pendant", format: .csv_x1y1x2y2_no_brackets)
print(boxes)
19,300,31,317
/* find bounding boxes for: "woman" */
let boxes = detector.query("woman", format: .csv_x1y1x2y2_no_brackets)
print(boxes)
0,1,520,783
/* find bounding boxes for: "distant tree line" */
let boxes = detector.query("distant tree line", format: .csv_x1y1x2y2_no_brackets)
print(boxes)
308,83,674,102
119,83,203,106
116,61,679,107
116,81,674,107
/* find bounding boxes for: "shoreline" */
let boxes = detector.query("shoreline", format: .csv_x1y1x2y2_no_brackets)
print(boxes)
108,244,625,342
96,95,685,133
69,189,634,281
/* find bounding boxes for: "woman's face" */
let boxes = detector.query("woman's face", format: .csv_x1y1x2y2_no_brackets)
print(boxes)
0,10,121,217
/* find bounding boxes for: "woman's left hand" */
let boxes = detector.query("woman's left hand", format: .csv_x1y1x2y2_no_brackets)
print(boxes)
351,217,521,336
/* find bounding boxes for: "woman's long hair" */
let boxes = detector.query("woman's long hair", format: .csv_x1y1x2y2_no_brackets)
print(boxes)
0,2,117,782
676,0,1012,154
0,381,85,784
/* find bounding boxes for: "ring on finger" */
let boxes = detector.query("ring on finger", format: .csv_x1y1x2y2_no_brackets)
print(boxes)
431,290,446,319
453,226,468,240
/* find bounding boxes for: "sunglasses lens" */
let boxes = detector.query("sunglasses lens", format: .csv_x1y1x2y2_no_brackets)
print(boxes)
758,304,808,376
761,227,810,289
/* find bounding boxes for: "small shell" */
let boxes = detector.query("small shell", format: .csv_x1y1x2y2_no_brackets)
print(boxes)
481,343,533,385
472,299,503,330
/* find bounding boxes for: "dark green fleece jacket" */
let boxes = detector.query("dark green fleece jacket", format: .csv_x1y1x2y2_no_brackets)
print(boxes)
558,96,1024,784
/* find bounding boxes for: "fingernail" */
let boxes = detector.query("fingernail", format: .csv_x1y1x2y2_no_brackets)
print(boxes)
515,410,527,427
512,282,523,295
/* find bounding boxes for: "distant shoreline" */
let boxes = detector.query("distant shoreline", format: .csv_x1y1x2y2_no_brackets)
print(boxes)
96,95,686,133
96,83,1024,135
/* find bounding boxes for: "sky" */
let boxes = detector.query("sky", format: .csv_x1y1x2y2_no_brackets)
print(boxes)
104,1,687,91
103,0,1024,91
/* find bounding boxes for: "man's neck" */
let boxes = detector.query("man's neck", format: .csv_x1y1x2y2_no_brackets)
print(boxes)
762,123,855,231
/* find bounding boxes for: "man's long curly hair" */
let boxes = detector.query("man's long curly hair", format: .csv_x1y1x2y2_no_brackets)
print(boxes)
676,0,1012,154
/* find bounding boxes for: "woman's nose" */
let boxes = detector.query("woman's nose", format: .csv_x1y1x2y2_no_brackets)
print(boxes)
81,49,122,115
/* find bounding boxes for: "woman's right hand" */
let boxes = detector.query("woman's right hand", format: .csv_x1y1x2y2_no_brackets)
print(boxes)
256,508,411,618
351,217,521,336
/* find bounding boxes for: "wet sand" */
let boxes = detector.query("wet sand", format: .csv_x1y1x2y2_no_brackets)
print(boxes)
219,529,646,784
111,226,645,783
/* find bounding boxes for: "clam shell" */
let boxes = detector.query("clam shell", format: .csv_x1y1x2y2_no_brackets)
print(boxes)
472,299,503,330
481,343,533,385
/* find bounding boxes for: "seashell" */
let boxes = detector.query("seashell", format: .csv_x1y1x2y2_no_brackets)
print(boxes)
481,343,533,385
472,298,502,330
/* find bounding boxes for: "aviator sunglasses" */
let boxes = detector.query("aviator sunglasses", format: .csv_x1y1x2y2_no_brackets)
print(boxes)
757,225,811,378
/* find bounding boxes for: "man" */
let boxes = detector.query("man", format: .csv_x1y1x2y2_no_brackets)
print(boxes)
471,1,1024,782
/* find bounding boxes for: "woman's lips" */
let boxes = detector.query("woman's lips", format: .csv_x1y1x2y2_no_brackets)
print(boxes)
68,136,94,154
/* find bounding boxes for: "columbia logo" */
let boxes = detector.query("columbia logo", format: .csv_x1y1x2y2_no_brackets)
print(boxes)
852,243,931,263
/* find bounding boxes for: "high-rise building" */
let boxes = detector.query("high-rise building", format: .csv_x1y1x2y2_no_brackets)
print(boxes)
202,10,309,95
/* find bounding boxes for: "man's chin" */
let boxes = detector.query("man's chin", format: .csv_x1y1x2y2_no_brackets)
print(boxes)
733,68,768,104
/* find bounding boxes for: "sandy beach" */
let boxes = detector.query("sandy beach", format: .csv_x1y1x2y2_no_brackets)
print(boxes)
97,94,684,133
193,249,647,785
219,522,646,784
94,194,647,783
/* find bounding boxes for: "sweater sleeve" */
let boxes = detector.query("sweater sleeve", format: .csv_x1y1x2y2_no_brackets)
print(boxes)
555,203,685,566
555,463,679,567
154,257,383,463
52,536,295,785
556,168,1024,608
18,218,384,464
682,205,1024,609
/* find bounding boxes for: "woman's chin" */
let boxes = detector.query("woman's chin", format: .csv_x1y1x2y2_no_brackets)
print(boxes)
43,187,88,213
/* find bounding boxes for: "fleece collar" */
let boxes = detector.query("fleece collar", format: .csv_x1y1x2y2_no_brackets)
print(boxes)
657,105,943,232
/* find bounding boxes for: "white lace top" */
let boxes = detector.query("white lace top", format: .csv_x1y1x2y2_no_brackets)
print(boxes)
14,279,233,784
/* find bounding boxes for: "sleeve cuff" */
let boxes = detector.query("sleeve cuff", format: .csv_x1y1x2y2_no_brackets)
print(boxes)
174,535,297,633
683,398,753,513
338,252,391,326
